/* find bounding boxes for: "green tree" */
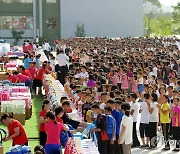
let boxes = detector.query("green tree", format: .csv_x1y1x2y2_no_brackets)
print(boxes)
75,23,86,37
149,16,173,36
143,0,162,35
11,30,24,46
172,2,180,34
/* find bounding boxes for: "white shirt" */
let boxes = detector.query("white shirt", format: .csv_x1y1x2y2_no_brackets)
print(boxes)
149,102,159,122
49,59,56,71
140,102,149,124
148,72,155,81
130,102,140,122
35,37,39,43
120,115,133,144
75,72,89,79
57,53,69,66
138,77,143,85
44,42,51,51
152,67,158,77
99,103,106,110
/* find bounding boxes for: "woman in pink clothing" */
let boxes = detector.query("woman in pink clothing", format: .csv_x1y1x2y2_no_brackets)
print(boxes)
171,97,180,152
44,111,74,154
132,75,138,93
121,69,128,94
13,71,31,86
112,70,119,85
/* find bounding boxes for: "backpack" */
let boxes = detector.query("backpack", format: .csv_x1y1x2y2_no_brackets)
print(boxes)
105,115,116,135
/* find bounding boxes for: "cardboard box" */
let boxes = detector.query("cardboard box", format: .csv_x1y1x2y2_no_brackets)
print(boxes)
13,114,26,125
25,108,31,120
0,146,3,154
0,72,6,81
0,63,4,71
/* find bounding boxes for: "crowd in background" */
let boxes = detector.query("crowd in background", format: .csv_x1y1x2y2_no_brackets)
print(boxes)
2,37,180,154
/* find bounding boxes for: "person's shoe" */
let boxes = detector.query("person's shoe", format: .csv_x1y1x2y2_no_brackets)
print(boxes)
151,147,158,150
131,145,139,148
139,145,146,148
162,147,170,151
172,148,180,152
144,144,149,148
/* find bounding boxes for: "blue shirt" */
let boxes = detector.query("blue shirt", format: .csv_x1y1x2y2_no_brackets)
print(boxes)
35,58,40,69
112,109,124,137
24,58,30,69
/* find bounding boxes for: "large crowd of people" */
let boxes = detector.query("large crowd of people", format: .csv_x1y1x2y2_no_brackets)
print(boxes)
1,37,180,154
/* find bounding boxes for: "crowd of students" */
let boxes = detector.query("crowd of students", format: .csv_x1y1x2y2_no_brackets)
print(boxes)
56,37,180,154
2,37,180,154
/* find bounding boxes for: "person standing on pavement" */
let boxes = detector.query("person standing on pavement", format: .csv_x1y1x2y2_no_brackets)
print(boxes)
56,49,69,85
43,40,51,60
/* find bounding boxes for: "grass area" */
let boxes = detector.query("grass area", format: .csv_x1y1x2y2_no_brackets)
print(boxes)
0,96,44,154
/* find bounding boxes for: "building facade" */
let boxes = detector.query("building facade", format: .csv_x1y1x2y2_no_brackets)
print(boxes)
0,0,143,45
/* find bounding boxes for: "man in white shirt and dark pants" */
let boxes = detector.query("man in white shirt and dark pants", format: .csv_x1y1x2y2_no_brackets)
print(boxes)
56,49,69,85
43,41,51,60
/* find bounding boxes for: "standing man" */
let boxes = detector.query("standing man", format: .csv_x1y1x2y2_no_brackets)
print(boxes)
90,104,108,154
56,49,69,85
43,40,51,60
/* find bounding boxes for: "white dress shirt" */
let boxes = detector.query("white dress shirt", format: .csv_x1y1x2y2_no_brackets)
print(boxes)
57,53,69,66
44,43,51,51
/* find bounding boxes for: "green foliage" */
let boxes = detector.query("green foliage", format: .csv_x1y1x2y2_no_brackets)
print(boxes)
143,0,161,8
75,23,86,37
11,29,24,46
149,16,173,36
172,2,180,34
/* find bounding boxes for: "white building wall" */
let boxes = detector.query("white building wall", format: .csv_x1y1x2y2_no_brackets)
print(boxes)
61,0,143,38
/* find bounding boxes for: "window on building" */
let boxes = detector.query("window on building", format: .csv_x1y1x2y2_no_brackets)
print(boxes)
0,0,33,3
0,16,33,29
46,0,56,3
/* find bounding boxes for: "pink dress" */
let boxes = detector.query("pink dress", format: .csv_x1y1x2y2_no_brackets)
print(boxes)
112,74,119,85
121,74,128,89
132,80,138,92
172,106,180,127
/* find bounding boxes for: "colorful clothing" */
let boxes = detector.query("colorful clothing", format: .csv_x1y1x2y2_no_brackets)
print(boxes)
172,106,180,127
121,74,128,89
132,80,138,92
160,102,170,123
7,119,28,146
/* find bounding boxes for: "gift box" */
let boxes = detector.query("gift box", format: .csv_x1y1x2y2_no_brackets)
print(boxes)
25,107,32,120
11,87,20,93
0,92,10,101
19,87,28,93
0,146,3,154
5,63,16,68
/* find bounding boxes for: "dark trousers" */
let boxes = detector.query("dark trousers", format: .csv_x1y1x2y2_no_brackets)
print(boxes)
149,122,157,148
172,127,180,149
40,132,47,147
132,122,140,147
98,140,108,154
107,140,115,154
115,135,123,154
161,123,170,148
44,50,50,60
32,79,42,94
55,64,68,85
